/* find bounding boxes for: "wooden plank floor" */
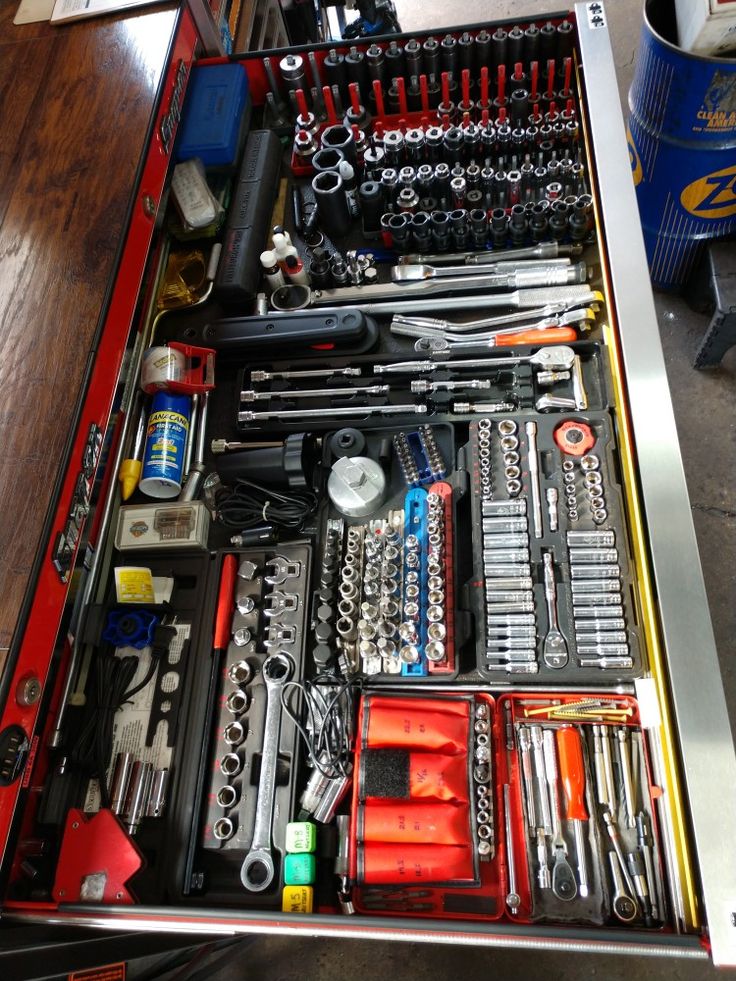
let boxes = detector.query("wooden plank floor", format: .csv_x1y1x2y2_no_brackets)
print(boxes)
0,3,177,655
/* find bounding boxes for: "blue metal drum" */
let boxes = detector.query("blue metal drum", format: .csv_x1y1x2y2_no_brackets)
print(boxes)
627,0,736,289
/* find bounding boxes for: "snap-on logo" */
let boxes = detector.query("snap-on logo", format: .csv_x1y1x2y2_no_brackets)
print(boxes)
680,164,736,219
626,124,643,187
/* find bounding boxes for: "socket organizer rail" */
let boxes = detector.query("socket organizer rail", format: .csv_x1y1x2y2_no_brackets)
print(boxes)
1,2,736,970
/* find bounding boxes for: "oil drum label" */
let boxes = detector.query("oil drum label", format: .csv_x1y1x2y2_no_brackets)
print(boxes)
680,164,736,219
693,71,736,133
627,124,643,187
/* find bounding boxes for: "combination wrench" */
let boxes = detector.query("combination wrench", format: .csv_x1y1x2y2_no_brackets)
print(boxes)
240,653,293,892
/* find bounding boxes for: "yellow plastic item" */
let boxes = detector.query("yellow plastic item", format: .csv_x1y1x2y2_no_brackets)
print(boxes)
281,885,313,914
118,458,142,501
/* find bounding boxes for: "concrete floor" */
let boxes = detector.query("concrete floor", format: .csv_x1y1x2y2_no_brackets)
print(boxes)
124,1,736,977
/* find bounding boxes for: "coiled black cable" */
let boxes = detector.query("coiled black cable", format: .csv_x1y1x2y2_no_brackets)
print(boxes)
281,674,359,780
215,478,318,531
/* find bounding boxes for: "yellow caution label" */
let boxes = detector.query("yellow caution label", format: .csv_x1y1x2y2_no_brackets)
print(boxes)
282,885,313,913
114,567,155,604
626,124,643,187
680,163,736,219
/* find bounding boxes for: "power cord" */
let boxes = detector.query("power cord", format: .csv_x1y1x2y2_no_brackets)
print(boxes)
281,674,359,780
215,477,318,532
72,624,176,807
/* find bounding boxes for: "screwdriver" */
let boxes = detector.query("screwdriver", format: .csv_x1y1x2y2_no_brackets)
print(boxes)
213,554,237,657
556,725,590,898
118,397,148,500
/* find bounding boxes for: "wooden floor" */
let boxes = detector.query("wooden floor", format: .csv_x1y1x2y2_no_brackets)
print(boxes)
0,2,178,654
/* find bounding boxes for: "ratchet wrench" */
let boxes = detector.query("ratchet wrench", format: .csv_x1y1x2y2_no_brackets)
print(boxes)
240,653,293,892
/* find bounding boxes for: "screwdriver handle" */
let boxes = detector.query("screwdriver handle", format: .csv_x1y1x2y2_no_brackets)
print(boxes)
213,554,237,651
556,725,589,821
495,326,578,347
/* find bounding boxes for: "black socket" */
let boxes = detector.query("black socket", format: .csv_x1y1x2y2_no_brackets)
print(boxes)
509,203,527,245
539,21,557,64
384,40,405,83
323,49,348,102
549,199,570,241
458,31,475,79
423,36,440,78
366,44,387,91
491,27,508,72
431,210,451,251
312,146,346,173
440,34,458,77
309,247,332,288
491,207,509,248
529,202,549,242
470,207,488,248
313,170,351,238
524,24,540,65
475,29,492,70
359,181,384,235
345,47,369,102
388,212,411,249
406,77,423,112
510,88,530,126
411,211,432,251
404,37,423,78
321,124,356,165
507,26,525,66
557,20,575,62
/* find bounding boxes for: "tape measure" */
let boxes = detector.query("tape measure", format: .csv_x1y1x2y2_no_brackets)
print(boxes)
554,421,595,456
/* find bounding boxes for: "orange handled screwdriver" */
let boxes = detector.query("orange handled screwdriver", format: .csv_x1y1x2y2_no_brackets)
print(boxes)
494,326,578,346
556,725,590,897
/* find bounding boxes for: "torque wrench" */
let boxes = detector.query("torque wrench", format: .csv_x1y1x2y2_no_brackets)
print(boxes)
240,653,293,892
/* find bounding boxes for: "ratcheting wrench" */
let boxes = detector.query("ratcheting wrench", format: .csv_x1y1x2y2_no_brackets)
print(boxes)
240,653,293,892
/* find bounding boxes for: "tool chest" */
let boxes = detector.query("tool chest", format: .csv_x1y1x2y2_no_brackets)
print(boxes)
2,0,736,967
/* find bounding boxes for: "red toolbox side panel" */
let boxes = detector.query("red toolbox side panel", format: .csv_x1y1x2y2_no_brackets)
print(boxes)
0,7,200,875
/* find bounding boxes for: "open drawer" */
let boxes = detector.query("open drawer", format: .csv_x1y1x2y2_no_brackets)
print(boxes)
1,1,736,967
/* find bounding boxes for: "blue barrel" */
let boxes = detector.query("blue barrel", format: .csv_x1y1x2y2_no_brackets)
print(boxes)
139,392,191,499
627,0,736,289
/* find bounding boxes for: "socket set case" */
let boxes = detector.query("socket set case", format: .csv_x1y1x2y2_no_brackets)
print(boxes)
2,1,736,969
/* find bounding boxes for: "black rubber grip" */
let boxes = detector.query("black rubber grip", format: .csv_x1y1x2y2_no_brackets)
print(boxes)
199,308,373,352
215,129,281,305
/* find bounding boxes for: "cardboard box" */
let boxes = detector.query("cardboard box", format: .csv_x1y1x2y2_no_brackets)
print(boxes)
675,0,736,55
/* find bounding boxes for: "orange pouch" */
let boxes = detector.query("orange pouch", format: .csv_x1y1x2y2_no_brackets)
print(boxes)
360,800,472,845
363,696,470,754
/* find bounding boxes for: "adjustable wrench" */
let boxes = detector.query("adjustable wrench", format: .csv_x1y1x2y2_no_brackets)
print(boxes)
240,653,293,892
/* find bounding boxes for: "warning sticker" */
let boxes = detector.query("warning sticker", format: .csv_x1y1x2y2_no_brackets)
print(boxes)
69,963,126,981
